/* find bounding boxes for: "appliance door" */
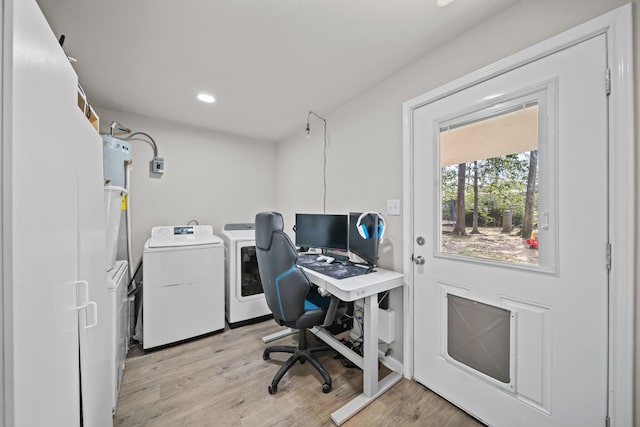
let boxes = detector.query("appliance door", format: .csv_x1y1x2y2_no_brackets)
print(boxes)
236,241,264,301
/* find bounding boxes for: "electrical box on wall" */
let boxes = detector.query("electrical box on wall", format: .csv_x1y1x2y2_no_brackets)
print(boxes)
386,199,400,216
151,157,164,174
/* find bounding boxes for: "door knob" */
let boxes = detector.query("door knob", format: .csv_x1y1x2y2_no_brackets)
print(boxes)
413,255,425,265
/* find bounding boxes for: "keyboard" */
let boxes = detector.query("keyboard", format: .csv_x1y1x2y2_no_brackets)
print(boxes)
297,253,372,280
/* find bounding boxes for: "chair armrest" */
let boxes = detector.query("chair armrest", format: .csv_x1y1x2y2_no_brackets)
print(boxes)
321,295,341,328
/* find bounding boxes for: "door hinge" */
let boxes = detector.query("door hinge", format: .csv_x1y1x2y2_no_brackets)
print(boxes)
606,243,612,271
605,415,610,427
605,67,611,95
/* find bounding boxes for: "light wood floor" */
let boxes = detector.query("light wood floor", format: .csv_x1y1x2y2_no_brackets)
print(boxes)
114,320,484,427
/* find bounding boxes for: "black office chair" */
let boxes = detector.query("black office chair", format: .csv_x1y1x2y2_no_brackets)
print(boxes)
255,211,346,394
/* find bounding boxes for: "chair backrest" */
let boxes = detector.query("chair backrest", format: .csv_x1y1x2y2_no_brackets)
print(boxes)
255,212,311,325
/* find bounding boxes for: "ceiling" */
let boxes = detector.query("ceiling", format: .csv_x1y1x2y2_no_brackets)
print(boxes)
36,0,520,142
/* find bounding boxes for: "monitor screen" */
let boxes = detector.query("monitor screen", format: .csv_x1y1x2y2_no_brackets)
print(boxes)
295,214,348,251
348,212,379,267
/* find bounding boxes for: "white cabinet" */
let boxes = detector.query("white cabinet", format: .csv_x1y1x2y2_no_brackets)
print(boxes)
76,88,114,426
2,1,112,426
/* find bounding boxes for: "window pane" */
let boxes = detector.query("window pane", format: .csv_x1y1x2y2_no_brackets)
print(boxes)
439,104,539,266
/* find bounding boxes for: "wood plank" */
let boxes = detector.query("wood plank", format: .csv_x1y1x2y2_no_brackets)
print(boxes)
114,320,484,426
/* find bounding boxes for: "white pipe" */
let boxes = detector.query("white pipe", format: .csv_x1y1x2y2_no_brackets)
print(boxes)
124,160,135,286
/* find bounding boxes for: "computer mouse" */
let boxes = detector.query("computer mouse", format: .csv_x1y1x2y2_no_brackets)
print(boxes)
324,256,335,264
316,255,326,262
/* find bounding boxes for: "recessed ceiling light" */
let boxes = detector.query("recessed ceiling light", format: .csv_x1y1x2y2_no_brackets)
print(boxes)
434,0,454,6
197,93,216,103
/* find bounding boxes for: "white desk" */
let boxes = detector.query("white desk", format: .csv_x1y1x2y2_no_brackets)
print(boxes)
302,265,404,426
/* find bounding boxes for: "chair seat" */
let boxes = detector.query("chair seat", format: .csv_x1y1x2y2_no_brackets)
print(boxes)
283,291,347,330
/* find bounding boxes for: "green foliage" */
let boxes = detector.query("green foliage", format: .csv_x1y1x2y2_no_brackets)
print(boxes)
441,152,537,227
441,165,458,203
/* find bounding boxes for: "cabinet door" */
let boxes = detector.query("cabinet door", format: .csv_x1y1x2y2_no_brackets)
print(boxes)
8,1,81,425
76,116,113,424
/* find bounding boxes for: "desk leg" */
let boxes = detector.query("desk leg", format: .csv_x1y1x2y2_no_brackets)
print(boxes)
330,294,402,426
363,294,379,396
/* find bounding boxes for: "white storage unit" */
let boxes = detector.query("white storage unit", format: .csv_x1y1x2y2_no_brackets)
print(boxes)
221,224,271,327
107,260,130,413
143,225,225,349
3,2,112,425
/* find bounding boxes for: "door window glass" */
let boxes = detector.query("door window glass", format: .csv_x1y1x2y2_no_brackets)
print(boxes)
438,94,550,269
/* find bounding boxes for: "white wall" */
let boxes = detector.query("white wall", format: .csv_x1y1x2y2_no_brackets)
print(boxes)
275,0,639,380
97,108,277,265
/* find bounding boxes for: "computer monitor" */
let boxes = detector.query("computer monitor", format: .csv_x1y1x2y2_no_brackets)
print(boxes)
348,212,379,268
294,214,348,251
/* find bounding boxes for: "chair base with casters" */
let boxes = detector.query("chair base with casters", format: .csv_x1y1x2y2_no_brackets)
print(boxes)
263,328,332,394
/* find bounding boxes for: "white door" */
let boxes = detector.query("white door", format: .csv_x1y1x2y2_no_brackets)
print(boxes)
8,0,82,425
76,117,113,425
412,35,608,426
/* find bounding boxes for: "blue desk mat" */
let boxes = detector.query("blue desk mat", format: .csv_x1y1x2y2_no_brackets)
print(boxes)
297,253,372,280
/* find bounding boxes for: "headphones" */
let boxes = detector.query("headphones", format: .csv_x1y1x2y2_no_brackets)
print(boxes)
356,212,386,240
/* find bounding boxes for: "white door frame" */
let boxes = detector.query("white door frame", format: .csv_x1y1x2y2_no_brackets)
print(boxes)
1,2,11,426
402,5,634,426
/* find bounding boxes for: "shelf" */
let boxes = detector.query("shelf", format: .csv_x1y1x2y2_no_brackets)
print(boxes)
77,89,99,132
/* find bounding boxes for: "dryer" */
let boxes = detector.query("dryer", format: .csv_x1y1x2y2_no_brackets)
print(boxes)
221,224,271,328
143,225,224,349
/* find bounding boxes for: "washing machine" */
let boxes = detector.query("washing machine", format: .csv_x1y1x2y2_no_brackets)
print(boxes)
143,225,225,349
221,224,271,328
107,259,129,414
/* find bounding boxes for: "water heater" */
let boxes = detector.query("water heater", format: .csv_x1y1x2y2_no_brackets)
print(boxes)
103,134,132,261
103,135,132,187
